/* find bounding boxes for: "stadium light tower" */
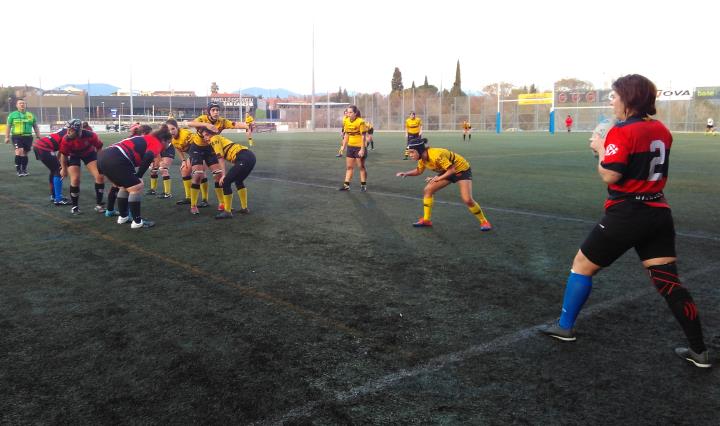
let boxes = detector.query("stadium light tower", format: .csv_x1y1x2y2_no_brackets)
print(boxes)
310,25,315,131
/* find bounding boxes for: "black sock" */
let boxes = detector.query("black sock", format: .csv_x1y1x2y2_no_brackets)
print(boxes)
129,201,142,223
95,183,105,204
649,263,707,353
70,185,80,207
118,196,129,217
15,156,21,172
107,187,119,211
21,156,28,171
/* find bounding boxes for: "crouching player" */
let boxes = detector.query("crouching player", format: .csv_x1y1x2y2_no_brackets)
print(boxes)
59,119,105,215
97,125,172,229
199,127,255,219
396,138,492,230
165,118,199,205
33,124,69,205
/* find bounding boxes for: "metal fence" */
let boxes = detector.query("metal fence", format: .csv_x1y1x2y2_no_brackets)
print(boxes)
288,93,720,133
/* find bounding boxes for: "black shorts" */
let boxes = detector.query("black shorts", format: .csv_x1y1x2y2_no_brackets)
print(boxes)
189,143,219,167
68,151,98,167
580,201,676,267
445,169,472,183
97,147,141,188
346,146,367,159
161,144,176,159
367,128,374,135
34,148,60,174
407,134,421,142
223,150,256,191
12,135,33,152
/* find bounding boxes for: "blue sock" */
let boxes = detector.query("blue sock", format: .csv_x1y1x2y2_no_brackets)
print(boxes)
558,271,593,329
52,176,63,201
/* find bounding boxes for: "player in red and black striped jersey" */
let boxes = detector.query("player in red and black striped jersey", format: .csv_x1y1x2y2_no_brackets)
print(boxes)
97,125,172,229
542,74,710,368
33,127,68,205
59,119,105,214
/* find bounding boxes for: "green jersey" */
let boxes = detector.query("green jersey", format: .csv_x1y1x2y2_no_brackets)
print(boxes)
7,110,36,136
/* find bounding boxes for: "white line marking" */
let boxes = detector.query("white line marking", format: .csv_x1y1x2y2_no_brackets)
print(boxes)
250,175,720,242
258,265,719,425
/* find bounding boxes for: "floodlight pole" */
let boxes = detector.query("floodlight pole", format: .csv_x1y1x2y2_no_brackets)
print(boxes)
549,80,556,134
496,82,501,134
129,71,134,123
310,25,315,131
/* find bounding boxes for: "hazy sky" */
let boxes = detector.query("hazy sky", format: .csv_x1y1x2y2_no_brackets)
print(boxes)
5,0,717,95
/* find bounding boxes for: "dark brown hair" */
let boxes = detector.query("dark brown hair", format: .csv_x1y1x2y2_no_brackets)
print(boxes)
346,105,362,118
151,124,172,143
165,118,179,127
612,74,657,118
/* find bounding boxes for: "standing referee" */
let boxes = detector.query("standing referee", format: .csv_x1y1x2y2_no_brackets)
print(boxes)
5,99,41,177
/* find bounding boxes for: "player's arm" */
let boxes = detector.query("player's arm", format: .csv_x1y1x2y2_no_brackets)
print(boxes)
188,119,216,132
33,121,41,139
59,153,69,177
136,151,157,178
597,161,622,184
396,166,422,177
429,165,456,183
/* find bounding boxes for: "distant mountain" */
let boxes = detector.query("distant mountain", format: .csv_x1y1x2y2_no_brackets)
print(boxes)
54,83,120,96
236,87,300,98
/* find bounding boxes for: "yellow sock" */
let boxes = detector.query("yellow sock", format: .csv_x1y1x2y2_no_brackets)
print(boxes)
214,187,224,205
190,186,200,207
223,194,233,212
469,202,488,223
182,178,192,199
151,177,158,190
238,187,248,209
200,180,209,201
423,197,433,221
163,178,171,194
248,138,254,147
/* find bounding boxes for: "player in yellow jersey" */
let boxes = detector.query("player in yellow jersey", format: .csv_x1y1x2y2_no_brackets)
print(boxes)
244,112,255,146
404,111,422,159
338,105,367,191
187,102,248,214
166,119,201,205
365,120,375,150
198,127,255,219
396,138,492,231
462,120,472,141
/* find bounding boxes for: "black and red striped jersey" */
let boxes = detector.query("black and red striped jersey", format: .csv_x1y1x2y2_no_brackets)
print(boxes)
59,130,103,157
114,134,163,166
33,129,67,152
601,117,672,209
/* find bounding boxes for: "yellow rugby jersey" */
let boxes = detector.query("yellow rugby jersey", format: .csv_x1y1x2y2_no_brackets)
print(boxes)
406,116,422,135
244,115,255,126
365,121,374,130
194,114,236,146
343,117,366,147
463,121,471,130
209,135,248,163
172,128,200,152
417,148,470,174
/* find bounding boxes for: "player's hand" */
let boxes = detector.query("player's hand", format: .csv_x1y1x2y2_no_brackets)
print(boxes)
59,167,66,178
207,124,218,133
218,175,225,185
425,176,435,183
396,172,406,177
